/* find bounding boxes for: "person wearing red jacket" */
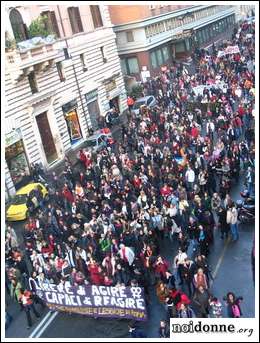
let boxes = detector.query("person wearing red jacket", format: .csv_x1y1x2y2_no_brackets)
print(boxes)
169,288,191,310
19,289,40,329
88,261,104,285
160,184,172,198
132,174,142,189
127,96,135,111
153,256,171,283
78,149,86,167
191,125,199,139
62,184,74,209
41,241,54,257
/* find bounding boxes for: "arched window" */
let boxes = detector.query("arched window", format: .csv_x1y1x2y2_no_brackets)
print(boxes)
9,8,28,42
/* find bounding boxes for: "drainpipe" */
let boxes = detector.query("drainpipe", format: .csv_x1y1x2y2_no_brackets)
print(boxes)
57,5,90,136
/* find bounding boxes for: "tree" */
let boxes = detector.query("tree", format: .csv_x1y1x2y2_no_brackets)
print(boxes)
27,15,53,39
128,84,143,99
5,31,16,50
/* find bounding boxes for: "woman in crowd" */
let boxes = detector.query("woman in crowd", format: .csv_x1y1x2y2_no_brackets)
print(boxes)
5,19,254,330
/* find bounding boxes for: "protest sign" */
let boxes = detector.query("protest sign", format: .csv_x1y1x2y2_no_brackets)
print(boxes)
217,51,225,58
224,45,240,55
192,82,227,97
35,283,147,321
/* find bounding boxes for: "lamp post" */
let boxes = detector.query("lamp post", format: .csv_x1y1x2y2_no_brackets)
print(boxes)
57,5,90,135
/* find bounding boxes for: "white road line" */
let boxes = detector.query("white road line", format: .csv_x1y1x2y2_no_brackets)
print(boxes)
28,311,52,338
28,238,231,337
31,311,59,338
210,237,231,286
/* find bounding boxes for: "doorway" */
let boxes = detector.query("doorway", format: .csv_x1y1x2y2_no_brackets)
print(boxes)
109,96,120,113
36,112,58,164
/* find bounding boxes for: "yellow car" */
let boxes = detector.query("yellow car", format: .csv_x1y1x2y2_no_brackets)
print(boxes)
6,183,48,221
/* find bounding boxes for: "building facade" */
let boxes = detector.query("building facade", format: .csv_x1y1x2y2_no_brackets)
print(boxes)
108,4,237,81
234,5,255,22
5,4,127,198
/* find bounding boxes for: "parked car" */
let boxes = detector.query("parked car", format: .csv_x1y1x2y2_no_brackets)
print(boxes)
6,183,48,221
83,132,112,153
131,95,157,116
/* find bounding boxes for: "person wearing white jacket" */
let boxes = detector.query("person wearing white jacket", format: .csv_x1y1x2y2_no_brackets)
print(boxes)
119,244,135,266
226,204,239,241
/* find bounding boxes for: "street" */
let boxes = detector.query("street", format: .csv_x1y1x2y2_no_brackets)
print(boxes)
4,5,256,340
5,170,255,338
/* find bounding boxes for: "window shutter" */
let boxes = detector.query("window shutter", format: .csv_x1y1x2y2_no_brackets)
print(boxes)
90,5,103,28
68,7,76,34
75,7,83,32
23,23,29,40
50,11,60,37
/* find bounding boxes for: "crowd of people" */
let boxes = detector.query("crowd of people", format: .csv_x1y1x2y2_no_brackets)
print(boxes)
5,18,255,336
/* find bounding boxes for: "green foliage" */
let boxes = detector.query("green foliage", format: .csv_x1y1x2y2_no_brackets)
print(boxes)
28,15,53,39
128,84,143,99
5,31,16,50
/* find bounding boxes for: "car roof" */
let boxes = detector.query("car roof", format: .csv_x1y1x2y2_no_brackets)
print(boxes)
135,96,154,103
16,183,43,195
85,133,105,140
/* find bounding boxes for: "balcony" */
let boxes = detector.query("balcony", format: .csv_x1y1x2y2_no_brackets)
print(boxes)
5,35,63,84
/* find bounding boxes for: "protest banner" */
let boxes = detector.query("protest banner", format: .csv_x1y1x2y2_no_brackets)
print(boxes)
35,283,147,321
224,45,240,55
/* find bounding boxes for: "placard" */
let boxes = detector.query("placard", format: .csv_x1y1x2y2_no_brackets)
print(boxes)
36,283,147,321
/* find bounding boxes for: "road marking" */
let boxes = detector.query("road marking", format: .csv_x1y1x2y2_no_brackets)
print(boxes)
30,311,59,338
28,238,231,337
210,237,231,286
28,311,52,338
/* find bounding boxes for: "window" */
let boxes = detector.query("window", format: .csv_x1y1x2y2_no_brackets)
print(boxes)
68,7,83,34
175,41,186,53
150,51,157,68
28,72,38,94
122,57,139,74
56,62,66,81
90,5,103,28
150,47,169,69
156,49,163,66
127,57,139,74
9,8,28,42
100,47,107,63
41,11,60,38
126,31,134,42
80,53,88,71
205,29,210,42
162,46,169,61
120,59,128,75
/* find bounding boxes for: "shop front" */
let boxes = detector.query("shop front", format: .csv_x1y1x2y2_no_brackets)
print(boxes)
62,99,83,144
5,129,31,190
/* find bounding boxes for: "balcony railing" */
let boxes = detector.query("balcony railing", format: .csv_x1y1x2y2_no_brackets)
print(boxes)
5,35,63,83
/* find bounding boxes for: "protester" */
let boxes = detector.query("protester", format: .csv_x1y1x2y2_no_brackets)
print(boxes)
223,292,243,318
5,18,255,331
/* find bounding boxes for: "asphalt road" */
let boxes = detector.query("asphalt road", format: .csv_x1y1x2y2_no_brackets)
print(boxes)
5,36,255,337
5,170,255,338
